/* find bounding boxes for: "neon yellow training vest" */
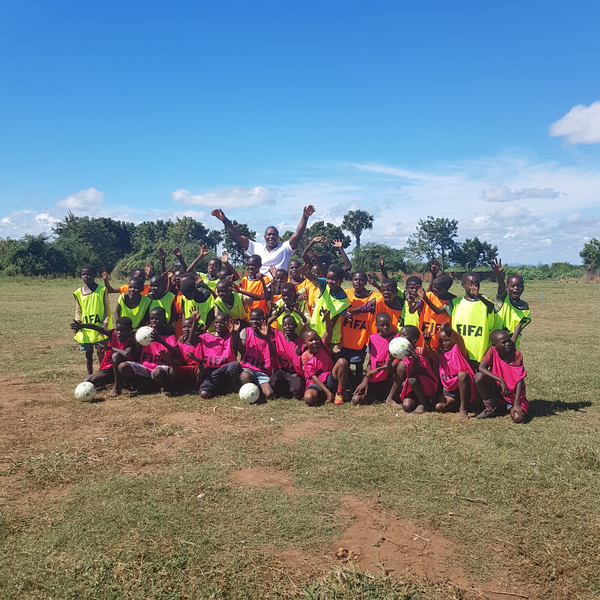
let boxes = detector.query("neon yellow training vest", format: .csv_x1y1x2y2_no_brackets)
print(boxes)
74,285,111,344
182,294,214,327
118,293,152,329
451,296,495,362
401,299,421,328
310,285,351,345
214,293,247,320
274,300,305,337
497,297,531,350
149,291,176,322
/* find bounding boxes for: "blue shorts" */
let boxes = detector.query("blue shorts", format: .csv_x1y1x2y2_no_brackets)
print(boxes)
242,368,270,387
340,347,367,365
307,372,337,395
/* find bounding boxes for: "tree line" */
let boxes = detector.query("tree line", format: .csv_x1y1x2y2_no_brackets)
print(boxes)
0,210,593,279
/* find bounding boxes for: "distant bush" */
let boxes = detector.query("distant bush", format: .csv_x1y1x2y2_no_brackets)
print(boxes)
504,263,585,280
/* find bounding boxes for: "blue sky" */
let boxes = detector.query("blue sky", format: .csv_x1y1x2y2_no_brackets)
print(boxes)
1,1,600,263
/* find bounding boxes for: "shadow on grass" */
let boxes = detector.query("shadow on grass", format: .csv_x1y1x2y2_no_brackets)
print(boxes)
529,398,592,418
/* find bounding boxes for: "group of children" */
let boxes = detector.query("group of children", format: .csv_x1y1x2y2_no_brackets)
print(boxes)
72,237,531,423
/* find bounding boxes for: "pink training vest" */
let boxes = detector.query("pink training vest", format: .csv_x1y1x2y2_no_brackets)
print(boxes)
198,332,236,368
240,328,275,375
489,346,528,407
178,341,198,365
274,330,304,375
438,343,477,400
368,332,399,383
302,346,333,388
99,330,133,370
139,334,177,370
400,354,439,400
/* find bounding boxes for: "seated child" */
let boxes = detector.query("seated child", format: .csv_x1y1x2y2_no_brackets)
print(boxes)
118,307,182,389
74,264,112,375
352,313,401,406
417,270,455,349
302,310,349,406
115,277,152,329
428,324,477,420
475,329,528,423
71,317,135,397
341,271,381,382
349,278,403,334
148,275,177,326
269,314,305,399
239,255,271,314
268,283,307,336
166,317,204,390
492,259,530,349
185,312,242,398
388,325,439,414
239,308,277,401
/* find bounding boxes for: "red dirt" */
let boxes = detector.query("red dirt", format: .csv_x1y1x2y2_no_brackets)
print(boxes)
229,467,301,494
279,418,345,443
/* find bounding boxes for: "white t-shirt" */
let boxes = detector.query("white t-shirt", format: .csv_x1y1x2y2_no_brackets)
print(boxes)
247,239,293,275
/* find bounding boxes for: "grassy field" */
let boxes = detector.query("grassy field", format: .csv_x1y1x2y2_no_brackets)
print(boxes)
0,277,599,599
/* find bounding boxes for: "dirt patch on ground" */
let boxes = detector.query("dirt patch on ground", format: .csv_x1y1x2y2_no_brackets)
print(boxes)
273,495,535,600
229,467,301,494
279,418,345,443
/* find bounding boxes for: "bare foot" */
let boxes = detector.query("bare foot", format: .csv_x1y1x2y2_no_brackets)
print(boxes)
414,404,426,414
386,397,402,407
108,387,120,398
199,391,210,399
458,410,468,421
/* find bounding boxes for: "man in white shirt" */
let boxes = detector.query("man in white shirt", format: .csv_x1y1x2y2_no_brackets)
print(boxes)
211,205,315,275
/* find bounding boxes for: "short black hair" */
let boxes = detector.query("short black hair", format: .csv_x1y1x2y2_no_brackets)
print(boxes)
327,265,344,281
250,307,265,319
280,283,296,295
434,274,453,291
462,272,480,284
406,276,422,287
81,264,96,276
116,317,133,329
381,278,398,290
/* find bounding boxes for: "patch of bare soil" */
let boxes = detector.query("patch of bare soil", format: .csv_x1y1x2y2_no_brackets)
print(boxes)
279,418,345,443
273,495,535,600
229,467,301,494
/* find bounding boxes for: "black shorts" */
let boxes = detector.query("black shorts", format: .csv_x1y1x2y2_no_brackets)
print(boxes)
306,373,337,400
269,369,304,399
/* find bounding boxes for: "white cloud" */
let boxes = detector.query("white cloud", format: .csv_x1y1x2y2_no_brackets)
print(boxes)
479,184,561,203
172,186,274,209
57,188,105,213
550,101,600,144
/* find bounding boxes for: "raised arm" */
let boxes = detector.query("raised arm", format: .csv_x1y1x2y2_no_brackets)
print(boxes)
211,209,250,250
416,286,447,314
288,205,315,250
101,268,120,294
173,247,188,271
491,258,506,297
186,245,209,273
332,239,351,273
158,247,167,275
427,260,440,292
379,256,389,280
221,250,240,281
305,249,327,281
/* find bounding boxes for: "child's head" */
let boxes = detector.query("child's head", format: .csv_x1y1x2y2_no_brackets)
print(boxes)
182,317,195,338
280,283,297,306
213,312,231,336
207,258,222,277
149,307,167,329
375,312,392,336
81,264,96,284
318,252,331,269
288,259,302,280
461,272,480,297
249,308,265,329
149,275,166,297
302,329,322,354
326,265,344,290
179,278,197,300
380,278,398,301
352,271,367,292
274,269,288,286
247,254,262,277
282,314,298,337
507,275,524,301
438,327,456,353
115,317,133,342
490,329,515,358
130,268,145,280
399,325,420,345
127,277,144,297
405,276,422,298
216,279,232,298
217,267,230,280
432,274,453,297
311,264,321,277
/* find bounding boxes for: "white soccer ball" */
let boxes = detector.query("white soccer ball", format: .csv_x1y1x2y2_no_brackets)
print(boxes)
388,336,412,359
135,326,154,346
239,382,260,402
75,381,96,400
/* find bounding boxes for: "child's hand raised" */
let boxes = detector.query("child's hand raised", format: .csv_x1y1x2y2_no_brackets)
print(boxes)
429,259,440,277
331,239,344,250
172,247,182,257
101,267,109,281
312,236,327,244
441,322,453,335
231,319,242,332
423,331,432,346
321,309,331,324
145,262,152,278
490,258,505,279
379,256,385,267
416,286,426,300
158,247,167,260
190,309,199,322
269,265,277,279
220,249,229,263
70,320,82,332
367,273,377,285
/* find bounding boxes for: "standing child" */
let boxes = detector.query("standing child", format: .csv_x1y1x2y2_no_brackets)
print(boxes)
475,329,528,423
174,278,214,337
348,278,403,334
239,255,271,314
214,279,261,323
402,276,424,328
417,269,455,350
147,275,177,326
269,314,305,399
268,283,307,336
102,265,152,295
492,259,530,349
73,264,112,375
302,310,350,406
239,308,277,401
115,277,152,329
352,313,400,406
71,317,135,397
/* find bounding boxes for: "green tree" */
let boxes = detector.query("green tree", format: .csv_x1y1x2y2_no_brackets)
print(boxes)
451,237,498,271
281,220,351,267
0,234,67,276
351,242,409,273
223,220,256,266
341,209,374,248
407,216,458,271
580,238,600,268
